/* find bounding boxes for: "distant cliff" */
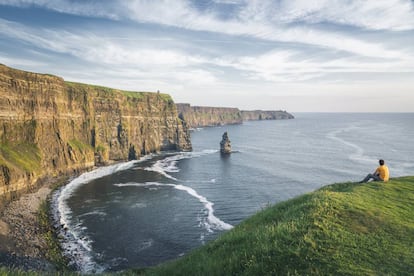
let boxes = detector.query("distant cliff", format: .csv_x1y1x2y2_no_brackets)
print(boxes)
176,104,243,128
0,64,191,201
176,103,294,128
241,110,294,121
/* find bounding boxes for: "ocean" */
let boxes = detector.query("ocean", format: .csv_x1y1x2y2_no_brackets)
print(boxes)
52,113,414,273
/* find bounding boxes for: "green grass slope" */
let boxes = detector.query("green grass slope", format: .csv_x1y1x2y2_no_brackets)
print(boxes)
139,176,414,276
1,177,413,275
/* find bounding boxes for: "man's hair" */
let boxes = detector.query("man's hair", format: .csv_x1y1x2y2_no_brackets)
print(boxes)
379,159,385,165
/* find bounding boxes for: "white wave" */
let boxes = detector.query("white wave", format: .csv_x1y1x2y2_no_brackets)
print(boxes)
184,178,216,184
57,160,137,231
114,182,233,232
132,202,148,208
137,239,154,252
52,156,151,274
145,150,219,181
78,210,107,218
144,158,179,181
189,127,204,132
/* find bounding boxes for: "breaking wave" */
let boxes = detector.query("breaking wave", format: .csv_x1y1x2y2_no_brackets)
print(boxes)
144,150,218,181
52,156,152,274
114,182,233,232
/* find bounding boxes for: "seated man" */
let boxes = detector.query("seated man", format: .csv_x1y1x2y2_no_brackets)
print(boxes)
360,159,389,183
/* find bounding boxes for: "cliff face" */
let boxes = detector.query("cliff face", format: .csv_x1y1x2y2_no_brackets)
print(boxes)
176,104,242,128
241,110,294,121
0,64,191,201
176,103,294,128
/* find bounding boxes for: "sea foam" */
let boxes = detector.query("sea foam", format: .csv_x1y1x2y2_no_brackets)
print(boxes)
114,182,233,232
52,156,151,273
144,150,218,181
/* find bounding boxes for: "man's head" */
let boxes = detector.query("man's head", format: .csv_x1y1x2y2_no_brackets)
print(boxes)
379,159,385,166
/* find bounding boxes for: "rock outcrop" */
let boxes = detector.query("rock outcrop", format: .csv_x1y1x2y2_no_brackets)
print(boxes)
220,132,231,154
176,103,294,129
0,64,191,201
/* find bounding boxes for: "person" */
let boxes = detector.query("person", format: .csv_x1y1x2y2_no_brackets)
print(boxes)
360,159,389,183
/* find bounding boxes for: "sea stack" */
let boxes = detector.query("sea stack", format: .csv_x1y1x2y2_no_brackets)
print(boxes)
220,132,232,154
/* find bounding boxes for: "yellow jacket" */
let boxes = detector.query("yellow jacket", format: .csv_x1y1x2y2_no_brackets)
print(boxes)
375,165,389,182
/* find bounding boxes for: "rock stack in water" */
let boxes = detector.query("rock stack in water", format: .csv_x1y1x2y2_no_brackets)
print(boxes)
220,132,231,154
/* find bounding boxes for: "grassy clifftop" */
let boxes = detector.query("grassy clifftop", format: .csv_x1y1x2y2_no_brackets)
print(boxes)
141,176,414,275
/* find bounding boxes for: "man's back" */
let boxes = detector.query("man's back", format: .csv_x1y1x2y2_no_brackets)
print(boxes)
376,165,389,182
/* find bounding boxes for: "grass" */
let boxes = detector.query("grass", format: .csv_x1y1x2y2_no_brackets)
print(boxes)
95,144,107,153
68,139,93,154
0,143,41,173
65,81,173,104
139,176,414,275
65,81,117,95
122,91,173,105
2,177,413,275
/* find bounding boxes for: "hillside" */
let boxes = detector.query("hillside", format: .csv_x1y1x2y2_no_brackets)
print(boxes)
0,64,191,204
141,176,414,275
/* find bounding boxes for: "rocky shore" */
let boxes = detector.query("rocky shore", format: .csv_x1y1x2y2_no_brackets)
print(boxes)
0,178,57,271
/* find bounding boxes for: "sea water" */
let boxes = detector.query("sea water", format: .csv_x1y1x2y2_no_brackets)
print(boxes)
52,113,414,272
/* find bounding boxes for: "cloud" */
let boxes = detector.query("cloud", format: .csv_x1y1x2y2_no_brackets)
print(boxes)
2,1,414,55
0,17,218,90
216,48,414,82
0,0,119,19
118,0,414,59
274,0,414,31
1,1,413,87
237,0,414,30
0,18,205,67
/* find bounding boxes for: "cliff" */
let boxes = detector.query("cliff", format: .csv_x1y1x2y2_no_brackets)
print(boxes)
241,110,294,121
176,103,294,128
176,104,242,128
0,64,191,202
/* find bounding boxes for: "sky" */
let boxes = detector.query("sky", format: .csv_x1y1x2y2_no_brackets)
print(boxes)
0,0,414,112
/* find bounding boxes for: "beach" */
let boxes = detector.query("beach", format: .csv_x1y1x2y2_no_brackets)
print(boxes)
0,179,56,271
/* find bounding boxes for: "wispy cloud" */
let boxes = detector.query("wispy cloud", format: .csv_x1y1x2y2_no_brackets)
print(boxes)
1,0,414,111
218,48,414,82
238,0,414,30
2,1,414,55
0,0,119,19
0,18,205,67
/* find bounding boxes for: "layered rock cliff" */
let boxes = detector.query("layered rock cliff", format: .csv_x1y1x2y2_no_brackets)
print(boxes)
176,104,242,128
0,64,191,201
176,103,294,128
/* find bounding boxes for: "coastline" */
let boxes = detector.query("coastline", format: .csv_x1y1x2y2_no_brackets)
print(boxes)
0,156,158,273
0,176,59,271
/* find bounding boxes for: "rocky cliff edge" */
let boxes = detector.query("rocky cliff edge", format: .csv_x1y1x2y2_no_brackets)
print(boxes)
0,64,191,202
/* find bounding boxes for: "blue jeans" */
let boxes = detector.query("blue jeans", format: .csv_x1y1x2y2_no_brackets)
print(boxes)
361,173,382,183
